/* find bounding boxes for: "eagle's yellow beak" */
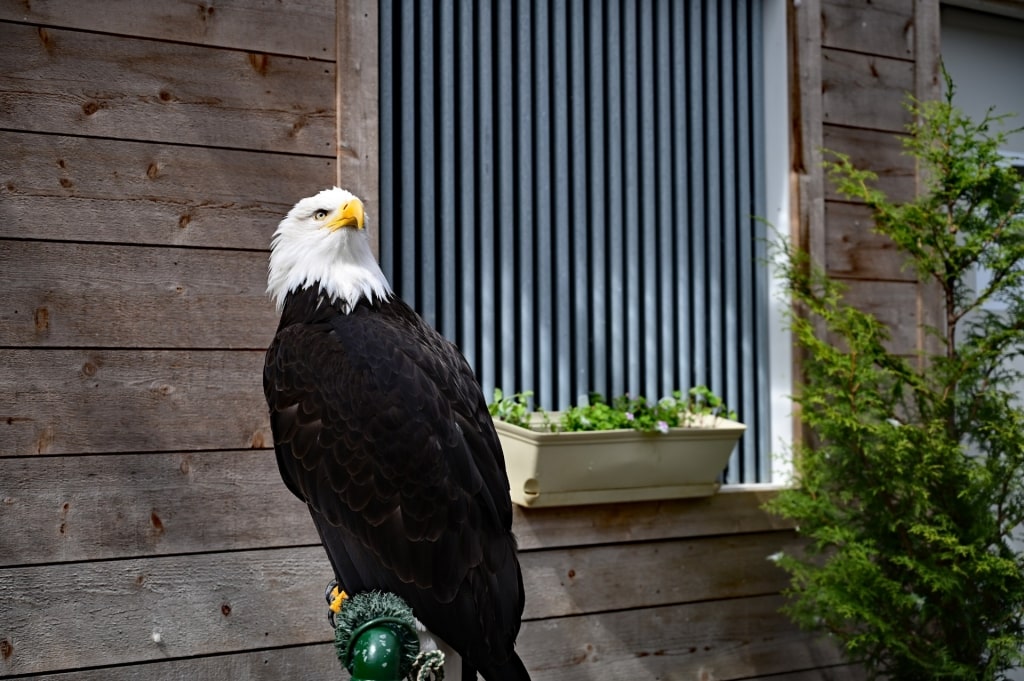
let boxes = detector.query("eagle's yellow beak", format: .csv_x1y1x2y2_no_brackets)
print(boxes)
325,198,365,231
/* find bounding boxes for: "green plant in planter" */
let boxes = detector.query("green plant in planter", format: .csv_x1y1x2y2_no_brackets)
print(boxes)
489,386,736,433
767,73,1024,680
488,388,536,428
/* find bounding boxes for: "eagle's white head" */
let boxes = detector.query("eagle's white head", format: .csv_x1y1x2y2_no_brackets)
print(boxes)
267,187,392,313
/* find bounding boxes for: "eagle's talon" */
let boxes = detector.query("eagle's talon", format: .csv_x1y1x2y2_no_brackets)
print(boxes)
325,579,339,606
325,580,347,629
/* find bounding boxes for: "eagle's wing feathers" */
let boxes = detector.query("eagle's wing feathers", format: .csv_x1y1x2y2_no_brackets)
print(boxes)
264,298,515,603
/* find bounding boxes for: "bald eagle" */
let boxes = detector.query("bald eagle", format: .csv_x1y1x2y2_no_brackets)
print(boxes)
263,187,530,681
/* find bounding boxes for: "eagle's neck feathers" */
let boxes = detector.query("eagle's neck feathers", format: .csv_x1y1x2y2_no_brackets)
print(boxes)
267,224,392,315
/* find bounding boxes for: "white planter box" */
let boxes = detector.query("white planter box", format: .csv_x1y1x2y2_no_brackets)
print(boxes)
495,413,746,507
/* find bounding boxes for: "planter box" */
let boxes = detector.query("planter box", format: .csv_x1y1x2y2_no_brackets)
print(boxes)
495,413,746,507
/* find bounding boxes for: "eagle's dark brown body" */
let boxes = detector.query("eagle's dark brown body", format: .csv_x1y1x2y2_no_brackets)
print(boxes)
264,285,529,681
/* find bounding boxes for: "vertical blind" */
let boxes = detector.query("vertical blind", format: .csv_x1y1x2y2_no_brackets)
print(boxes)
379,0,770,482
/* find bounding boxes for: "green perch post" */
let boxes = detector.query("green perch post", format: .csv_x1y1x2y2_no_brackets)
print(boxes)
331,588,444,681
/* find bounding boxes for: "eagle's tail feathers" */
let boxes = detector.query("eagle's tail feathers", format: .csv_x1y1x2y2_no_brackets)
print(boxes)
479,652,532,681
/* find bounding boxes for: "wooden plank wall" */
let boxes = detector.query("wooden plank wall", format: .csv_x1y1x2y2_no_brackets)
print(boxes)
793,0,942,357
0,0,339,677
2,475,863,681
1,2,864,680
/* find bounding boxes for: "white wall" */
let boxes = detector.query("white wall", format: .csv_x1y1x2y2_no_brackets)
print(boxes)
942,7,1024,394
941,6,1024,154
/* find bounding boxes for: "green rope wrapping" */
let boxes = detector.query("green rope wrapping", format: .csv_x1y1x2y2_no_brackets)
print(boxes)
333,590,421,680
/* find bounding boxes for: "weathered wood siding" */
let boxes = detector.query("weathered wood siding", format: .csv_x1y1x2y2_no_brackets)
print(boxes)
793,0,942,357
0,1,880,679
2,476,860,680
0,0,336,676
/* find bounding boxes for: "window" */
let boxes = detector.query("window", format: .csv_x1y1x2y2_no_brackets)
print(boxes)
378,0,786,483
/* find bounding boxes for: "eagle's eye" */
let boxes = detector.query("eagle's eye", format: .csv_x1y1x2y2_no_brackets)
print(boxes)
312,209,329,220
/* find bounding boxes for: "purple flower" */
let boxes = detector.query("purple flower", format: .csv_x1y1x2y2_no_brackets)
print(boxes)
656,420,669,434
625,412,634,421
